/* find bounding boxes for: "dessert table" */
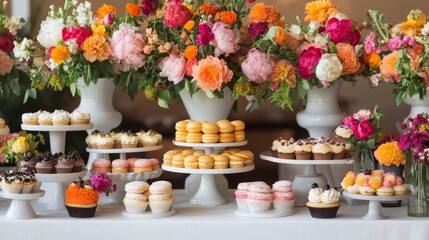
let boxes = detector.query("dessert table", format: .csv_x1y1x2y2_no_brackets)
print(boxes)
0,190,428,240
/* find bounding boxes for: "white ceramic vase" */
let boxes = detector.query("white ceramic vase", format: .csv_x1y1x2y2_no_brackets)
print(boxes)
403,95,429,122
179,87,235,195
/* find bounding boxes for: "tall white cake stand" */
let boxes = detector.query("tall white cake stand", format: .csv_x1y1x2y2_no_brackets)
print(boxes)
86,145,163,204
343,192,409,220
0,190,45,219
260,151,354,206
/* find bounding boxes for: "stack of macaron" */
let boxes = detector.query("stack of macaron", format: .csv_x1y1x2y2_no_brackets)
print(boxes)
92,158,160,173
123,181,174,214
86,129,162,149
235,181,295,213
21,110,91,125
163,148,254,169
0,169,40,194
175,119,245,143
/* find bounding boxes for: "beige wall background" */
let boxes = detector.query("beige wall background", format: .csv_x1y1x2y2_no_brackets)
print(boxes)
21,0,429,133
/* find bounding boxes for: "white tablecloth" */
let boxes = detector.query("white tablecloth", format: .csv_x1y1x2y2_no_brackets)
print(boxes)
0,190,428,240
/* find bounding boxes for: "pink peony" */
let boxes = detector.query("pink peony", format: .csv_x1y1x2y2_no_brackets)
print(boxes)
110,24,145,71
353,109,374,121
403,35,415,46
158,54,186,84
388,36,402,51
62,26,91,46
344,29,361,46
342,116,357,128
0,50,13,76
241,48,275,84
364,32,377,54
164,0,192,30
246,0,256,3
325,18,352,44
103,13,115,26
0,31,15,52
352,120,374,140
185,58,198,77
297,47,323,79
141,0,158,15
210,22,240,57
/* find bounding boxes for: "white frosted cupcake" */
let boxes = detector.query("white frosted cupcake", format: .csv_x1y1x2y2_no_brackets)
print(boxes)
331,125,353,143
331,142,346,159
22,112,39,125
312,140,332,160
96,134,114,149
120,133,139,148
52,110,71,125
278,142,295,159
123,193,148,213
70,111,91,125
38,111,53,125
148,181,174,213
140,129,162,147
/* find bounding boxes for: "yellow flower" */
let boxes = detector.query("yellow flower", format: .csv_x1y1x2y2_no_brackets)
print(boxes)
183,2,194,14
12,137,29,154
374,141,406,166
50,46,70,65
407,9,426,28
92,22,108,38
183,20,195,31
419,124,429,132
304,0,339,23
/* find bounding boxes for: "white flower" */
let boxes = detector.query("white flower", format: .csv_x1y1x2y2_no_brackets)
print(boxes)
370,74,382,87
391,25,400,36
47,58,58,71
313,33,329,45
308,21,320,34
66,39,79,54
5,16,23,35
329,12,349,20
36,17,65,49
422,22,429,36
315,54,342,83
353,109,374,121
13,38,34,62
290,24,301,38
72,1,93,26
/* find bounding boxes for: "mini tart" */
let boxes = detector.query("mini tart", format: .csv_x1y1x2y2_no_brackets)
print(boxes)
376,187,394,196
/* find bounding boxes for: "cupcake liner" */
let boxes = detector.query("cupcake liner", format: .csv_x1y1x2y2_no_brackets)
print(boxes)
332,150,346,159
313,152,333,160
65,205,97,218
307,205,340,218
295,151,312,160
278,152,295,159
270,149,278,158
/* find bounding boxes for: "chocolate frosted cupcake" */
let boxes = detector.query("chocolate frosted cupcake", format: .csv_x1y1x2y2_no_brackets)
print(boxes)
19,152,37,171
294,140,313,160
55,156,74,173
35,153,54,174
70,152,85,172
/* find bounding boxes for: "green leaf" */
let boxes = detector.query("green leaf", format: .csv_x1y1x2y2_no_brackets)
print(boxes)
366,138,376,149
302,80,310,90
70,83,77,97
157,89,171,108
297,84,307,100
186,80,199,97
9,78,20,96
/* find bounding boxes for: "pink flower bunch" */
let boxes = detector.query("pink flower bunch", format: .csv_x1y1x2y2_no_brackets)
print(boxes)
297,47,323,79
102,13,115,26
141,0,159,15
110,24,145,71
343,106,381,142
210,22,240,57
0,31,15,52
241,49,275,84
364,32,377,54
325,18,360,46
164,0,192,30
399,113,429,155
388,35,415,51
62,26,91,46
158,54,186,84
353,109,374,121
0,50,13,76
89,173,116,196
196,23,215,47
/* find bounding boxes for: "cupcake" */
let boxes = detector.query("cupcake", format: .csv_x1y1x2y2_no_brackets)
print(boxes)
235,182,251,211
140,129,162,147
148,181,174,213
278,142,295,159
120,132,139,148
270,137,284,157
35,154,54,173
247,182,273,212
331,142,346,159
19,153,37,172
312,140,332,160
85,131,101,149
38,111,53,125
294,140,313,160
65,178,99,218
0,170,24,193
21,112,39,125
123,192,148,213
55,156,74,173
96,134,114,149
52,109,71,125
331,125,352,143
69,152,85,172
136,130,145,147
21,170,34,194
272,180,295,211
70,111,91,125
306,183,341,218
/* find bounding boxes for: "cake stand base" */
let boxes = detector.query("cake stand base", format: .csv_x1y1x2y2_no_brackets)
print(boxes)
0,191,45,220
191,174,226,206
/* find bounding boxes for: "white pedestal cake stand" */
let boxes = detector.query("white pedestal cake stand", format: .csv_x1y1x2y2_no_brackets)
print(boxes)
122,208,176,219
260,151,354,207
343,192,409,220
35,170,87,210
86,145,163,204
0,191,45,219
163,165,254,206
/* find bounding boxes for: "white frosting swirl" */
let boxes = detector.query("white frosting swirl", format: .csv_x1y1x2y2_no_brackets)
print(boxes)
331,143,345,153
312,142,332,154
321,188,340,203
120,134,139,144
278,143,295,153
52,110,71,121
38,112,53,121
95,135,114,145
308,187,323,203
294,143,313,152
70,111,90,120
335,125,352,139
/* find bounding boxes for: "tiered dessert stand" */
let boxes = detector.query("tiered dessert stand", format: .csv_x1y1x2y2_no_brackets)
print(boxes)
162,141,253,206
343,192,409,220
0,190,45,219
21,124,91,210
86,145,163,204
260,151,354,206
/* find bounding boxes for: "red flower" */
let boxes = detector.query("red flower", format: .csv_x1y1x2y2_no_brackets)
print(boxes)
164,0,192,30
62,26,92,47
325,18,352,44
297,47,322,79
0,31,15,52
353,120,374,140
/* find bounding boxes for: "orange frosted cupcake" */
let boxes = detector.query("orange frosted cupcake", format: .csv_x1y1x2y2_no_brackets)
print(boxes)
65,178,99,218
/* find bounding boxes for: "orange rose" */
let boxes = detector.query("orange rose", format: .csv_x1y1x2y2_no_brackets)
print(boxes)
50,46,70,65
336,43,360,75
219,11,237,25
199,3,218,17
273,27,286,47
97,4,116,19
81,35,111,63
192,56,233,91
304,0,339,23
380,51,399,81
249,3,282,26
183,20,195,31
126,3,140,17
184,45,198,60
363,52,381,70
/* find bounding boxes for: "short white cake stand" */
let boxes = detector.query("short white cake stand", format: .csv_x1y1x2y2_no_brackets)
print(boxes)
163,165,254,206
35,170,87,210
21,124,93,153
0,191,45,219
343,192,409,220
260,151,354,207
122,208,176,218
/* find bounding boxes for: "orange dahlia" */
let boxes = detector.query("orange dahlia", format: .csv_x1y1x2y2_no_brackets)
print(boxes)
126,3,141,17
249,3,282,26
199,3,218,17
374,141,405,166
184,45,198,60
270,60,296,88
304,0,339,23
81,35,111,63
363,52,381,70
97,4,117,19
219,11,237,25
183,20,195,31
50,46,70,65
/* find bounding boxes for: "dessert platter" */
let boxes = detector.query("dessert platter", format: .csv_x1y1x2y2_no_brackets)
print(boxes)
234,181,295,218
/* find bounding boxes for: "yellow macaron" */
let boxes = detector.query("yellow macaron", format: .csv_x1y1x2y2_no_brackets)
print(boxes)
202,133,219,143
219,133,234,143
175,120,188,132
186,132,203,143
202,122,219,134
186,121,202,133
175,131,188,142
231,120,245,131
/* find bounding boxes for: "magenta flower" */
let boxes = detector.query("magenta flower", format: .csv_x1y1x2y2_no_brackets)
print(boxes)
62,26,91,47
196,23,214,46
402,35,415,46
325,18,352,44
388,36,402,51
342,115,357,128
90,173,116,196
141,0,158,16
364,32,377,54
297,47,323,79
0,31,15,52
344,29,361,46
164,0,192,30
248,22,268,39
352,120,374,140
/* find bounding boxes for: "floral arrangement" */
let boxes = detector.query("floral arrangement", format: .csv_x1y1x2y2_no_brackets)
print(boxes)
89,173,116,196
364,9,429,105
342,106,383,168
243,0,363,110
374,140,406,167
398,113,429,158
15,0,146,101
0,131,44,164
0,0,26,100
114,0,256,108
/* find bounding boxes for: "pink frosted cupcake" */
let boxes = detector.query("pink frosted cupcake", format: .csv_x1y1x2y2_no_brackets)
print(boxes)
235,182,251,211
247,191,273,213
272,180,294,211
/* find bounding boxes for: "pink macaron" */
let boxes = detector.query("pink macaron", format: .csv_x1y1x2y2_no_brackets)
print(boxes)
133,159,153,173
127,158,139,169
248,182,271,193
272,180,293,192
149,158,160,169
111,159,129,173
92,158,111,173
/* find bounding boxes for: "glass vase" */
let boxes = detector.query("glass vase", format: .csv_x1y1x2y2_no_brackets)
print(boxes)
355,149,375,171
407,160,429,217
377,164,404,207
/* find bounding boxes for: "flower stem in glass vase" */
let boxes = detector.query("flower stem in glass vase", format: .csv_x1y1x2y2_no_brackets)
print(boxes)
408,158,429,217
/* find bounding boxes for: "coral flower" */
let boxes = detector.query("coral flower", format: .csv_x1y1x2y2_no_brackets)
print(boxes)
374,141,406,166
270,60,296,88
126,3,141,17
50,45,70,65
304,0,339,23
199,3,219,17
97,4,117,20
0,50,13,76
219,11,237,25
336,43,360,75
192,56,233,91
380,51,399,81
164,0,192,30
185,45,198,60
81,35,111,63
249,3,282,25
